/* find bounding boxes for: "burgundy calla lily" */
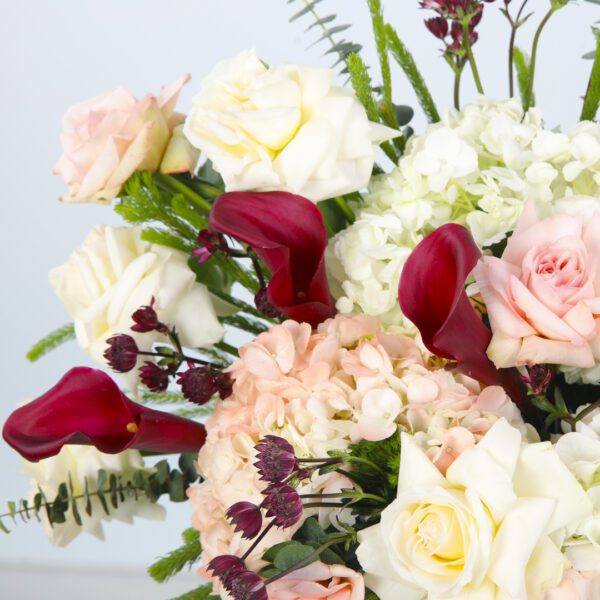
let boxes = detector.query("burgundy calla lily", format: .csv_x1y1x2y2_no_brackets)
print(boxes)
399,224,522,403
209,191,336,327
2,367,207,462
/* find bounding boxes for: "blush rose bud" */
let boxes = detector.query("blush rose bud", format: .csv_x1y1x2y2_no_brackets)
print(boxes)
254,436,298,483
262,483,304,528
226,501,263,539
104,335,139,373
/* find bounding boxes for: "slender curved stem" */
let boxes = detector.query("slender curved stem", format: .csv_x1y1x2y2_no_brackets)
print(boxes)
156,173,212,213
524,7,556,112
508,0,531,97
454,58,467,110
462,19,484,95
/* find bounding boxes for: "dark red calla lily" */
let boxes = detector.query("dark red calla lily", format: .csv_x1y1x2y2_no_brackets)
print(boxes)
209,191,336,327
399,224,523,403
2,367,206,462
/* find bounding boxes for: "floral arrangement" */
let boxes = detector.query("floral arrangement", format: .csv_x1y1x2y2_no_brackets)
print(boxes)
5,0,600,599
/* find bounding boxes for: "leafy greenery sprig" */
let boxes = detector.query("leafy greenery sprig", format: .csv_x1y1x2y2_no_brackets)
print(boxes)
26,324,75,362
0,453,200,534
149,527,202,583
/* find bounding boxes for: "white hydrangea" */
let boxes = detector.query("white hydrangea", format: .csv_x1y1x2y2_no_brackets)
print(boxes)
22,445,165,546
330,97,600,327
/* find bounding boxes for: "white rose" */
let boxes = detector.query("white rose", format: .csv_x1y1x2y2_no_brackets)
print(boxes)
22,445,165,546
183,50,398,202
357,419,591,600
556,431,600,573
49,225,224,386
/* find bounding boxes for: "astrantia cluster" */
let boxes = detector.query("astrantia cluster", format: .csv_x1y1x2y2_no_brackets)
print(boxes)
330,97,600,326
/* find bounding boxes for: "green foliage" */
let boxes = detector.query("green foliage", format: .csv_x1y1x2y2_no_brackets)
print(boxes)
365,590,380,600
170,584,218,600
149,528,202,583
26,324,75,362
582,28,600,121
345,431,401,501
221,314,269,336
0,454,200,534
286,0,362,74
386,25,440,123
513,47,535,109
366,0,397,130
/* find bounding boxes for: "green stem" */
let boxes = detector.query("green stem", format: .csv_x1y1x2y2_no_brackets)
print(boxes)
208,288,269,321
507,0,530,98
453,58,466,110
156,174,212,213
333,196,355,224
462,19,484,95
214,341,239,358
524,7,556,112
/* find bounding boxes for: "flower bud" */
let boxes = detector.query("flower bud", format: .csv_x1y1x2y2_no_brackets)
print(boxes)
177,367,216,405
104,335,139,373
226,501,263,539
262,483,303,528
131,299,166,333
139,362,170,392
254,436,297,483
425,16,449,38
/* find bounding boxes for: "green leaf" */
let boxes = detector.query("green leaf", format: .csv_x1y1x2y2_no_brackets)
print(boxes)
386,24,440,123
294,517,328,544
582,28,600,121
273,543,317,571
149,528,202,583
290,0,325,22
168,470,186,502
347,53,380,123
26,324,75,362
365,590,381,600
0,518,9,534
513,47,535,109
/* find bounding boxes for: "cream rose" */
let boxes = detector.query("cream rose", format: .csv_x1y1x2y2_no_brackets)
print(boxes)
183,50,398,202
22,445,164,546
49,225,223,386
473,202,600,370
357,419,591,600
55,75,199,204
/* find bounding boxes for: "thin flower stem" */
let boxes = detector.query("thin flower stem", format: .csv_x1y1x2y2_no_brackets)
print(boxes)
453,58,466,110
241,521,275,561
524,6,556,112
507,0,530,97
462,19,484,95
301,491,387,504
159,174,213,213
333,196,355,224
301,502,347,509
569,399,600,430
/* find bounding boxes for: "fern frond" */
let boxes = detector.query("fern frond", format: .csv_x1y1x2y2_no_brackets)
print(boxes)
149,528,202,583
170,585,217,600
26,324,75,362
385,25,440,123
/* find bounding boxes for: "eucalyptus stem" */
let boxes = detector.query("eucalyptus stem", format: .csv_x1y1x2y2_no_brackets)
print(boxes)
462,19,484,95
524,6,556,112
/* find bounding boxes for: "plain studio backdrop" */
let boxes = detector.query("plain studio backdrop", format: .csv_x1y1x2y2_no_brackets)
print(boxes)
0,0,598,598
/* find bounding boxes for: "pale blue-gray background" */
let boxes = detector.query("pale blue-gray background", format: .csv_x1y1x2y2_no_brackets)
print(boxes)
0,0,598,597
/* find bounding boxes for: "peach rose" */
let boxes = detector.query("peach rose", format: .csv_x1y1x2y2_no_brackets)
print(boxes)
54,75,198,204
268,562,365,600
473,203,600,369
545,569,600,599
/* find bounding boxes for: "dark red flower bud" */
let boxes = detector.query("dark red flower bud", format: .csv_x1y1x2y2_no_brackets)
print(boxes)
208,555,247,590
425,16,449,38
214,370,234,400
226,501,263,539
254,436,297,483
254,288,283,319
177,366,216,405
140,362,171,392
131,298,166,333
193,230,228,264
227,570,267,600
104,335,139,373
521,365,554,397
262,483,303,528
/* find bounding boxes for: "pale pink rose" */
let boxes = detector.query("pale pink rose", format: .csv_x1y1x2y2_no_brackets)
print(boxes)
54,75,198,204
545,569,600,599
268,562,365,600
473,203,600,369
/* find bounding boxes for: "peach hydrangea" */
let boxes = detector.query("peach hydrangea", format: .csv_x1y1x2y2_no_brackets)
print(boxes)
187,314,527,591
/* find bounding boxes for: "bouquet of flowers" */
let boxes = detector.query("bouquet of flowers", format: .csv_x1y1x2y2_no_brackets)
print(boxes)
5,0,600,598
